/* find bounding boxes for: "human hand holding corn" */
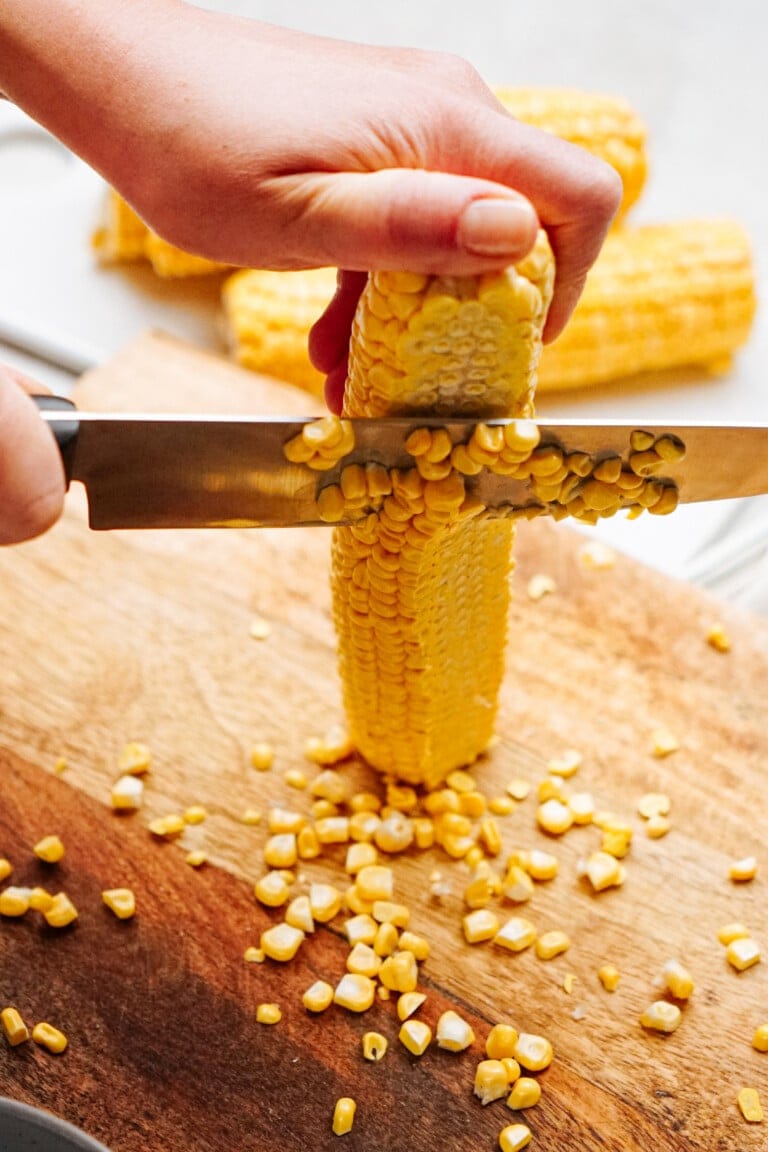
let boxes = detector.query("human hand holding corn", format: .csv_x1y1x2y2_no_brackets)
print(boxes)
0,0,619,542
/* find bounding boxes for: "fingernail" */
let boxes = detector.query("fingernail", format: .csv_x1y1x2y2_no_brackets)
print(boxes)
457,198,537,257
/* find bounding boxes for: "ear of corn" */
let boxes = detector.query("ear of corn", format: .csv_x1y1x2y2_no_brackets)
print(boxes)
492,87,647,218
330,234,554,787
93,188,228,278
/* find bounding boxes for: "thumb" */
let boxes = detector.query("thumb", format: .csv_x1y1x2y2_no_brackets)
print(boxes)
273,168,539,275
0,368,66,544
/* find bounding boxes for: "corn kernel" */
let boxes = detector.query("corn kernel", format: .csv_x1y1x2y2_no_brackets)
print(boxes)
54,756,68,775
148,814,185,839
0,887,30,917
474,1060,509,1105
355,865,393,903
349,792,382,814
412,817,435,849
645,814,671,839
379,950,418,993
243,947,264,963
332,1098,356,1136
513,1032,553,1071
0,858,12,883
527,849,559,881
437,1010,475,1052
260,922,304,962
536,777,565,804
498,1123,532,1152
264,833,298,870
250,742,275,770
241,808,262,826
752,1024,768,1052
650,728,679,757
507,1077,541,1110
305,727,353,767
463,909,500,944
31,1022,68,1054
580,851,624,892
344,843,378,875
663,959,694,1000
730,856,758,883
501,1057,522,1084
43,892,78,928
1,1007,30,1046
465,873,494,909
302,980,334,1013
285,895,315,934
349,811,380,843
362,1031,388,1061
312,800,339,821
347,943,381,979
397,992,426,1021
535,930,571,960
737,1087,763,1123
344,913,377,947
345,885,373,917
727,938,761,971
398,931,430,961
578,540,617,569
374,813,414,854
314,817,350,846
506,779,531,802
459,793,487,821
489,797,516,816
249,614,271,640
399,1019,432,1056
537,798,574,836
377,985,391,1002
102,888,136,920
254,872,291,908
297,825,321,859
547,748,582,778
118,741,151,775
598,964,620,992
640,1001,682,1033
386,782,419,812
718,923,750,945
706,623,731,653
309,882,343,923
502,865,534,904
486,1024,519,1061
256,1003,282,1025
373,921,399,958
333,973,376,1012
494,917,537,954
28,888,53,912
111,774,144,811
527,573,556,601
637,792,671,819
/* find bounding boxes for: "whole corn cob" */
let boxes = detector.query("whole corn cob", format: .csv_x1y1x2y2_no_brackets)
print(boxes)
93,189,228,278
330,236,554,787
492,87,647,218
538,219,756,391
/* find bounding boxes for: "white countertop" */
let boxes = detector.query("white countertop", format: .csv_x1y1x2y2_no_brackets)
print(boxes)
1,0,766,608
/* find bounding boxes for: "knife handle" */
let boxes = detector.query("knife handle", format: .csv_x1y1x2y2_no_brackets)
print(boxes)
32,394,79,487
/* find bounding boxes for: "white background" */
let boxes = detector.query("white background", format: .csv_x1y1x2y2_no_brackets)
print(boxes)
0,0,766,604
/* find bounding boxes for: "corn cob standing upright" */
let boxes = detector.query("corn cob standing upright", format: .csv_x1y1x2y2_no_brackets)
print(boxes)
329,236,554,787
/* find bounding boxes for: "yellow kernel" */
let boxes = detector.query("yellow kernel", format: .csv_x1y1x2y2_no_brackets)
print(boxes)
33,835,65,864
506,779,530,802
249,614,271,640
256,1003,282,1025
302,980,334,1013
118,741,151,776
344,842,378,875
489,796,516,816
718,922,750,945
345,885,373,917
463,909,500,944
349,792,382,814
437,1010,475,1052
547,748,582,778
663,959,694,1000
355,865,394,903
446,769,477,794
344,913,377,946
296,825,321,859
312,800,339,821
598,964,620,992
372,901,410,928
347,943,381,979
385,782,419,812
474,1059,509,1105
752,1025,768,1052
536,776,564,804
502,865,534,904
362,1031,388,1061
459,792,488,820
527,849,559,881
513,1032,553,1071
501,1057,522,1084
464,873,494,909
526,573,556,601
315,816,351,845
43,892,78,928
478,817,502,857
332,1097,356,1137
243,947,264,963
309,882,343,923
640,1001,682,1033
494,917,537,954
305,728,354,767
637,792,671,819
240,808,262,826
398,931,430,961
706,623,731,653
285,895,315,934
645,814,671,839
260,922,304,962
486,1024,519,1061
580,850,624,892
727,938,761,971
562,973,577,995
379,950,418,993
0,858,12,882
31,1022,68,1054
412,817,435,849
0,887,31,918
28,888,53,912
333,973,376,1012
536,798,574,836
737,1087,764,1123
250,742,274,770
284,768,308,790
54,756,68,775
374,813,414,854
399,1019,432,1057
148,814,185,839
101,888,136,920
650,728,679,757
377,985,391,1002
264,833,298,869
577,540,617,569
507,1077,541,1110
1,1007,30,1047
373,921,399,958
349,811,381,844
535,930,571,960
498,1123,532,1152
397,992,426,1021
183,805,207,826
730,856,758,882
254,872,291,908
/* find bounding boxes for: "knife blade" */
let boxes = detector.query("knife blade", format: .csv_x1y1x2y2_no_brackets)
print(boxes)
35,396,768,530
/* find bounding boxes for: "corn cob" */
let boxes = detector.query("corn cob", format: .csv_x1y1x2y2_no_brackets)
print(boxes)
492,87,647,218
330,235,554,787
538,219,756,391
93,188,228,277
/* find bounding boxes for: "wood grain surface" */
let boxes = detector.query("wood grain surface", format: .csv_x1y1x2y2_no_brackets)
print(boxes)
1,332,767,1152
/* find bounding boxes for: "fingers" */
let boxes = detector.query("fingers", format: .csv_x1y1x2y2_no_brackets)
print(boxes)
308,270,366,415
0,367,66,545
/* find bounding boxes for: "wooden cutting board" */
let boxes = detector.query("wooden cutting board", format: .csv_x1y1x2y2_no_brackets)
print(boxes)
1,332,767,1152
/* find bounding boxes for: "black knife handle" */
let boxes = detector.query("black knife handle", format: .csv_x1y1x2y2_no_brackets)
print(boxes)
32,394,79,487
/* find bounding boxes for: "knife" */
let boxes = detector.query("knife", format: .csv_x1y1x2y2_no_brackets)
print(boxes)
34,396,768,531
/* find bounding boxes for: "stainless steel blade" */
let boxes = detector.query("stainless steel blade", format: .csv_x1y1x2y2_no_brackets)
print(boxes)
38,411,768,530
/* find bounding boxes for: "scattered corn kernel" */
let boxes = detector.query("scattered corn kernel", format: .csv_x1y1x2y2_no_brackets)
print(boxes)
54,756,68,775
305,727,354,766
118,741,151,775
513,1033,553,1071
44,892,78,928
0,858,12,882
256,1003,282,1025
344,913,377,947
249,615,271,640
302,980,334,1013
373,921,399,958
737,1087,763,1123
547,748,582,778
102,888,136,920
718,923,750,945
362,1031,388,1061
412,816,435,849
379,950,418,993
372,900,410,928
310,882,343,923
264,833,298,870
399,1019,432,1057
347,943,381,979
506,779,530,802
355,865,394,903
537,798,574,836
730,856,758,882
296,825,320,858
727,937,761,971
598,965,620,992
437,1010,475,1052
527,849,559,881
28,887,53,912
474,1060,509,1105
344,843,378,875
285,895,315,934
312,800,339,821
537,777,564,804
1,1007,29,1046
463,909,500,944
502,866,534,904
250,742,274,770
260,922,304,962
241,808,262,826
334,973,376,1012
507,1077,541,1110
663,959,694,1000
284,768,308,790
637,792,671,819
494,917,537,954
640,1001,682,1033
397,992,426,1021
243,947,264,963
527,573,556,601
706,623,731,653
486,1024,519,1061
465,872,494,909
148,814,185,839
111,774,144,811
568,792,595,825
645,814,671,838
578,540,617,569
374,813,414,854
563,973,577,995
254,872,291,908
650,728,679,757
0,887,30,917
31,1022,67,1054
398,931,430,961
315,816,351,845
489,797,516,816
580,851,624,892
498,1123,532,1152
751,1025,768,1052
332,1098,356,1137
349,811,381,844
535,930,571,960
501,1058,522,1084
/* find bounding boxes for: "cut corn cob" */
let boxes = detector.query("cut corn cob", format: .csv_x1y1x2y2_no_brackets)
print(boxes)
492,87,647,218
538,219,755,391
143,232,229,278
93,188,228,277
330,235,554,786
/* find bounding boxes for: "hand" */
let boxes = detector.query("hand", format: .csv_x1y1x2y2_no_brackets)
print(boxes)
0,365,66,544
